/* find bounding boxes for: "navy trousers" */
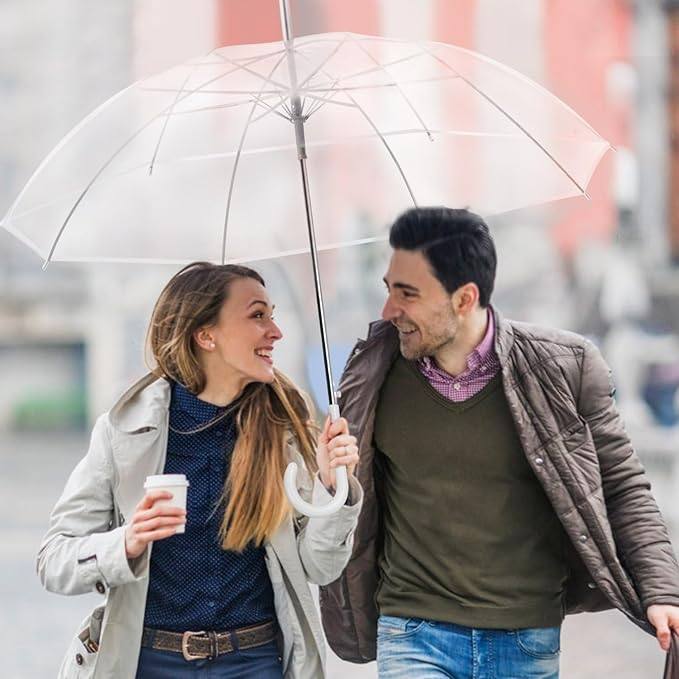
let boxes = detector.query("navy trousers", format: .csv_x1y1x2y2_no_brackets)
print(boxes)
135,640,283,678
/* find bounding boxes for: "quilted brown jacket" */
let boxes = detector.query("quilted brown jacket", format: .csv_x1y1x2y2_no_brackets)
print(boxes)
320,311,679,663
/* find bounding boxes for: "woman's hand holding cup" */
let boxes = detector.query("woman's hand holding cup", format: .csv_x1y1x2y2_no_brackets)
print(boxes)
124,490,186,560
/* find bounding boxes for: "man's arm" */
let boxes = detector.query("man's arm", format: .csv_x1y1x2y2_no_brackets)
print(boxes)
579,340,679,648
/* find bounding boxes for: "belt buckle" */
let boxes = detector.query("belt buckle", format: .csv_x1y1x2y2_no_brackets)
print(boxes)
181,630,208,661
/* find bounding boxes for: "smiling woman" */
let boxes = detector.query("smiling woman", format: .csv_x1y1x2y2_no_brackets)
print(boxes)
147,262,312,551
36,261,363,679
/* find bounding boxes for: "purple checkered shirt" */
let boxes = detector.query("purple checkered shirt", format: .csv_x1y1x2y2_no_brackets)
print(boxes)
416,308,500,402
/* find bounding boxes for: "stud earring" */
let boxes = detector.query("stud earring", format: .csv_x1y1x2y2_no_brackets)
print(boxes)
209,342,216,350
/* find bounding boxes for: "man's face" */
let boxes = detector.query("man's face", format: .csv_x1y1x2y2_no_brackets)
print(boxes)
381,249,459,360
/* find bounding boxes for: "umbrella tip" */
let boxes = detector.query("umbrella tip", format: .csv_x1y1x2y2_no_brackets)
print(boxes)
41,258,51,271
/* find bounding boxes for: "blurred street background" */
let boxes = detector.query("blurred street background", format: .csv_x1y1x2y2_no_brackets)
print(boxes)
2,1,679,676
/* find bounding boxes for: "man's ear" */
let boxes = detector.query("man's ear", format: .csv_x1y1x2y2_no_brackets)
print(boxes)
453,283,480,315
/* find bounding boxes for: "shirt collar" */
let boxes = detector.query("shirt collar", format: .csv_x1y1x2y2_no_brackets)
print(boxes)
171,381,226,425
472,306,495,365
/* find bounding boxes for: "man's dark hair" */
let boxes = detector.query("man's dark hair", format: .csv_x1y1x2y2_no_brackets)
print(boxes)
389,207,497,307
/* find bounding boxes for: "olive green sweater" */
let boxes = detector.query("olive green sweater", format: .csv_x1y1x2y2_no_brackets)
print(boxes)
374,357,568,628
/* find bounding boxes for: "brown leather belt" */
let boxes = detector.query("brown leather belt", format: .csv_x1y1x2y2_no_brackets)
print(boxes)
141,619,277,662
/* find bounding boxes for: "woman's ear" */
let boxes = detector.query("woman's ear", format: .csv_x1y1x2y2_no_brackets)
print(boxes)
194,327,216,351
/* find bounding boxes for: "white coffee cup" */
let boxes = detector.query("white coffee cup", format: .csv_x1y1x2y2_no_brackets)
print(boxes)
143,474,189,534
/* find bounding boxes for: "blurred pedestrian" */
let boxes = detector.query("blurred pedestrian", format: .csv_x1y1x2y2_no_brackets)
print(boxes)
37,261,362,679
321,207,679,678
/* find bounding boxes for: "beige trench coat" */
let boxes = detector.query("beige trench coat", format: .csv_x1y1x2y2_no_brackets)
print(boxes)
37,374,363,679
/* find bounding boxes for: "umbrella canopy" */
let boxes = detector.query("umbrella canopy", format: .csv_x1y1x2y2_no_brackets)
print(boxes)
1,31,610,267
1,17,611,517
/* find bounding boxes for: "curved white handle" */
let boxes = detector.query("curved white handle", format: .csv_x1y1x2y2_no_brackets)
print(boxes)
283,403,349,517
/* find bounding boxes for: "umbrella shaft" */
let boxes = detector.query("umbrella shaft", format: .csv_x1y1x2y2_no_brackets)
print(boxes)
280,2,334,406
293,116,306,159
279,0,307,159
299,157,336,408
279,0,293,43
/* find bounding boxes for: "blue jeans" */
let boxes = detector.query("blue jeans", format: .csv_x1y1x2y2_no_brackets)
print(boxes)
135,640,283,678
377,615,560,679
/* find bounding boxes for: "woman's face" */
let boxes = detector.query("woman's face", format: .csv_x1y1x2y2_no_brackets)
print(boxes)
201,277,283,386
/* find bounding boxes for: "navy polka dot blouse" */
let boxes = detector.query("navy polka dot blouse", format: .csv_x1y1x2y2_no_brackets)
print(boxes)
143,381,276,632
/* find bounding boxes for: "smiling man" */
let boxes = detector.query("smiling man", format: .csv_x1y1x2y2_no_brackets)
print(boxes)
320,207,679,678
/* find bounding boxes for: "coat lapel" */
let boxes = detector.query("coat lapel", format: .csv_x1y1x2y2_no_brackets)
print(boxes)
107,374,171,520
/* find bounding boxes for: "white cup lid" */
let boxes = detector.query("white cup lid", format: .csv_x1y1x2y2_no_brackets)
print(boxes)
144,474,189,489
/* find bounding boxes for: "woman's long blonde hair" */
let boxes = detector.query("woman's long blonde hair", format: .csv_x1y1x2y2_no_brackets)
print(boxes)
147,261,318,551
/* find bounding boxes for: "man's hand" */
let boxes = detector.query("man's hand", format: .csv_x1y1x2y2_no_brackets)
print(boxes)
647,604,679,651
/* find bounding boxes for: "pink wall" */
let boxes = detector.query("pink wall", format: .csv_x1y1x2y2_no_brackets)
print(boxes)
434,0,476,49
544,0,631,255
216,0,282,46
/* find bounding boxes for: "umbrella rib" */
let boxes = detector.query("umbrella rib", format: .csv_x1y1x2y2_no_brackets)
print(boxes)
296,92,356,110
149,48,288,110
41,53,285,265
341,89,419,206
253,82,351,124
18,127,530,210
148,67,198,175
273,35,435,92
251,88,290,119
43,117,176,267
153,88,334,120
347,33,433,141
144,73,461,123
421,45,589,197
212,50,293,122
220,52,290,265
149,53,293,173
302,74,459,95
298,42,366,118
250,97,295,124
160,92,288,118
213,49,290,93
140,86,287,96
294,48,418,206
295,34,349,90
4,82,137,230
303,87,345,117
306,50,430,89
253,99,293,121
145,73,460,98
13,126,538,225
140,49,288,117
182,45,287,66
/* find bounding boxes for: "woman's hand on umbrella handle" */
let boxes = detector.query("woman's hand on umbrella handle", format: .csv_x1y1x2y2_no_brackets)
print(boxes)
124,491,186,560
317,416,358,491
283,404,351,517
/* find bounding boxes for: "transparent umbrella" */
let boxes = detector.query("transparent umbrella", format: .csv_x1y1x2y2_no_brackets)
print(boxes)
1,0,610,516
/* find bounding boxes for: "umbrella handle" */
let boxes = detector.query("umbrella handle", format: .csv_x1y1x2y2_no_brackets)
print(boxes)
283,403,349,517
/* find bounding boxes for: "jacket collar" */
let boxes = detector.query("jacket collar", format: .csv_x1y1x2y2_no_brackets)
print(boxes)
366,307,515,368
492,307,515,367
108,373,171,433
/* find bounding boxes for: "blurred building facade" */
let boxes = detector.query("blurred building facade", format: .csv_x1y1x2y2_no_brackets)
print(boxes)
0,1,134,429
